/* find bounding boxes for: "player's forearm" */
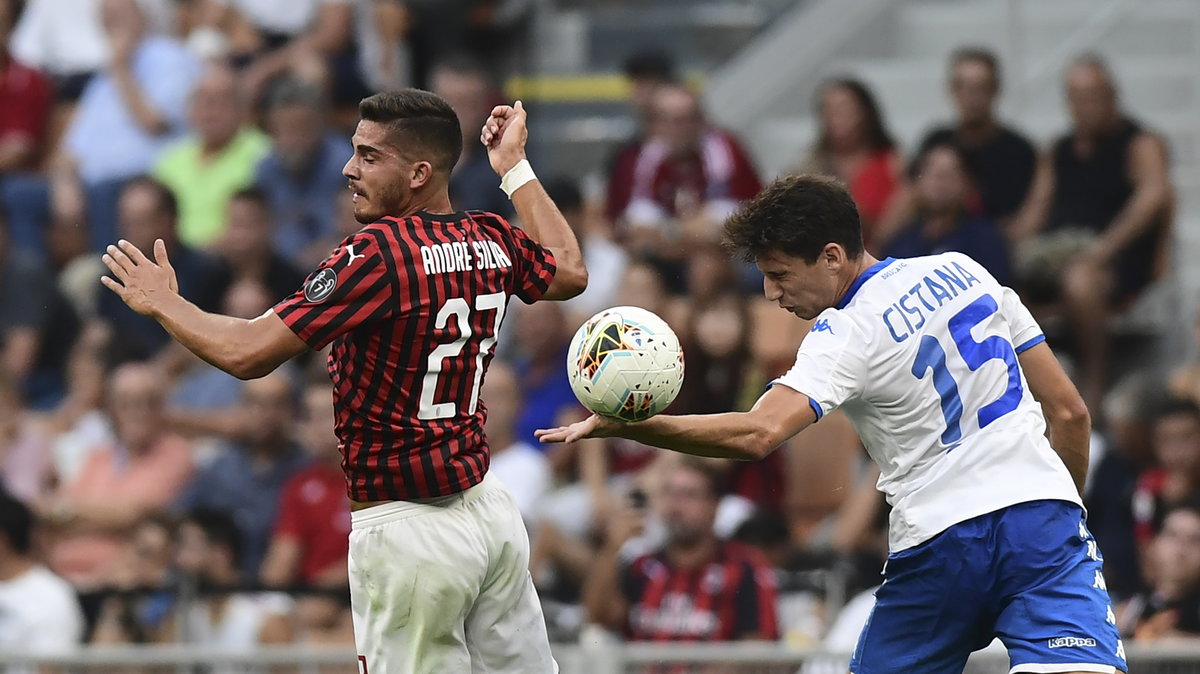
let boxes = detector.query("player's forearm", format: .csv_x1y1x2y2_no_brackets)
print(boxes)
614,412,775,461
151,293,272,379
511,180,587,295
1045,404,1091,497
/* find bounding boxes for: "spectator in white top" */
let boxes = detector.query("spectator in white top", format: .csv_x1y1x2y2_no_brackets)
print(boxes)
198,0,352,102
50,0,202,252
169,508,294,651
0,490,84,670
482,361,551,525
9,0,108,101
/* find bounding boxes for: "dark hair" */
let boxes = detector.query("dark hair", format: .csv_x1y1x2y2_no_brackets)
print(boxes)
815,78,895,154
950,46,1001,90
722,173,864,263
230,185,270,210
0,490,33,556
432,52,492,84
0,0,20,30
732,509,790,549
909,137,977,184
541,176,583,214
623,48,677,82
265,77,326,113
359,89,463,175
184,508,243,568
674,456,725,499
1152,397,1200,427
123,175,178,221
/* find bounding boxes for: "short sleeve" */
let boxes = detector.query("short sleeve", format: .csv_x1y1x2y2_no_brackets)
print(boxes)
273,229,397,349
1002,285,1044,354
770,311,869,419
507,224,557,304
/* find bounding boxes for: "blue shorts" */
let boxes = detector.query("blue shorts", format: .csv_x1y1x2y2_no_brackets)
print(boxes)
850,500,1127,674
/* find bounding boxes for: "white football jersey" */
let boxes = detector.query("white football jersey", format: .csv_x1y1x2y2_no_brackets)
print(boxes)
773,253,1081,552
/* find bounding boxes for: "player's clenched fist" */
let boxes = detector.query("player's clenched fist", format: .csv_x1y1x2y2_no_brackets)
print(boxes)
481,99,529,176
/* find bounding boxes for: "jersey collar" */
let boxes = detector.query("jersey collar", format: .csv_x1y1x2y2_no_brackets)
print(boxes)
835,257,896,310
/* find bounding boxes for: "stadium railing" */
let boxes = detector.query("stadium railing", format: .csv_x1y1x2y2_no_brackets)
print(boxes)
1,643,1198,673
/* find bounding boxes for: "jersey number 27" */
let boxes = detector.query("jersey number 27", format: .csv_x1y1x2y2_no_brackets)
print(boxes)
418,292,507,420
910,294,1022,446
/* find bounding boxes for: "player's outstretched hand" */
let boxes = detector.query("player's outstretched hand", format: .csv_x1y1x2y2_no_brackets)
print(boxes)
535,413,621,444
480,99,529,177
101,238,179,317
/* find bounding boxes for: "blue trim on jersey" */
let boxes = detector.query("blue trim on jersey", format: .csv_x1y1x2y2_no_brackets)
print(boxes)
836,257,897,310
765,382,824,420
1015,334,1046,354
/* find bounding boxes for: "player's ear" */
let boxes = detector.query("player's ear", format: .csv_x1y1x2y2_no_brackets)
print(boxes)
821,242,843,269
409,160,435,190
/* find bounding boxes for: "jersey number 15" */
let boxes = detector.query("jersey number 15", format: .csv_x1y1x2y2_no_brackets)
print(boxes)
910,294,1022,446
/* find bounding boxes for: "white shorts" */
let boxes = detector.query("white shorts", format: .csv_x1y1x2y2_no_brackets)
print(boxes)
349,474,557,674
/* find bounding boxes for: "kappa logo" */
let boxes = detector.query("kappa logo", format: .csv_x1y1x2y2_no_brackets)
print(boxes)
811,318,834,335
305,268,338,303
1047,637,1096,649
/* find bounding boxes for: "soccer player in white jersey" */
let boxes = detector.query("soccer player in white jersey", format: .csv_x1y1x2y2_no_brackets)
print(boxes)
538,174,1126,674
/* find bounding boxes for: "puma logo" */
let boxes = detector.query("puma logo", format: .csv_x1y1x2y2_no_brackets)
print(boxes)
345,244,366,266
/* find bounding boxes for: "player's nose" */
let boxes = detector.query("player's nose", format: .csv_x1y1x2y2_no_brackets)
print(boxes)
342,157,359,180
763,277,782,301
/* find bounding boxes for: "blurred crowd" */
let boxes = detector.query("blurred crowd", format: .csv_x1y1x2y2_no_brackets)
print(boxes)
0,0,1194,666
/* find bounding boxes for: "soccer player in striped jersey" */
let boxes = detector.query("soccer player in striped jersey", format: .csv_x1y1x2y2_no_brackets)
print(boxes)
100,90,586,673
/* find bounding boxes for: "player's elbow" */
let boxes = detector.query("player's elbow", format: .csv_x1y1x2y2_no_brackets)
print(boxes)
1049,394,1091,432
227,351,276,380
741,428,779,461
545,264,588,301
560,264,589,299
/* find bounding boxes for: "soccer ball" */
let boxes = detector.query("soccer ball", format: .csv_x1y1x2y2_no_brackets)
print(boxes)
566,306,684,422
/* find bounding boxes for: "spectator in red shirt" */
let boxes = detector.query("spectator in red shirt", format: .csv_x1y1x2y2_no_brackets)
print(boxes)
797,78,903,250
261,381,349,590
1117,501,1200,640
0,0,54,256
0,0,51,174
260,380,352,646
1133,398,1200,550
584,457,779,642
607,84,761,292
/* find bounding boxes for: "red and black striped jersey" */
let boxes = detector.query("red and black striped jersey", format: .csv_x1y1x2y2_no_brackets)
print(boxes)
620,541,779,642
273,210,556,501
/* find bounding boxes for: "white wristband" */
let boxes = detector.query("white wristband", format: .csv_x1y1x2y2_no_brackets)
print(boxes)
499,159,537,198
